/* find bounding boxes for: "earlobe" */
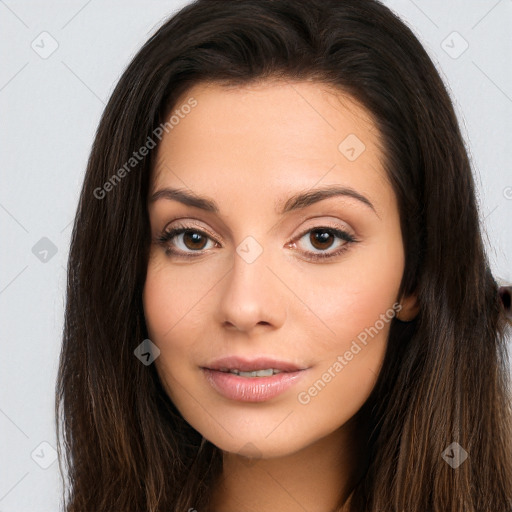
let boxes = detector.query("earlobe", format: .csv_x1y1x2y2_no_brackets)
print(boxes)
396,293,420,322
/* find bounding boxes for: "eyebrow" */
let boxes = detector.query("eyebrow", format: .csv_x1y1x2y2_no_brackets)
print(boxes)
149,185,378,216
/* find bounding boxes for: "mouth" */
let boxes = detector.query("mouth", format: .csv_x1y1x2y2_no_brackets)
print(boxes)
204,355,306,373
215,368,286,377
201,356,309,402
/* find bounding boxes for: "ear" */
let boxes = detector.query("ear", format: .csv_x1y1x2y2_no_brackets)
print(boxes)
396,293,420,322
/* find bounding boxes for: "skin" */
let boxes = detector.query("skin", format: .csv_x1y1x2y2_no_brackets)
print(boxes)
143,79,419,512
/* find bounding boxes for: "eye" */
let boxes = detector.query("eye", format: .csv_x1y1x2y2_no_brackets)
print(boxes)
291,226,358,261
156,225,219,258
154,222,358,261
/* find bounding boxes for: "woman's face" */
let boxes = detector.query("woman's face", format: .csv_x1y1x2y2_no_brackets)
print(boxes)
143,80,416,458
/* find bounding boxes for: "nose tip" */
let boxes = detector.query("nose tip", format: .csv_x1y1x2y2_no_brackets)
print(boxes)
216,254,286,333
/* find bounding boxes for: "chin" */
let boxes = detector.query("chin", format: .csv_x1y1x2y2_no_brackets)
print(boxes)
209,434,306,460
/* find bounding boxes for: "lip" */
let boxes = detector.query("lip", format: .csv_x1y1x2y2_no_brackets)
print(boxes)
201,356,309,402
203,355,306,373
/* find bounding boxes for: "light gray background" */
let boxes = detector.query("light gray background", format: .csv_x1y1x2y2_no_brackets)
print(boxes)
1,1,511,510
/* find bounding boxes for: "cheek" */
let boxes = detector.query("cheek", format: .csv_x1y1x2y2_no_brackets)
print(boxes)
293,242,403,420
142,253,218,342
294,229,404,358
143,264,174,341
142,254,223,389
142,260,194,391
143,261,198,402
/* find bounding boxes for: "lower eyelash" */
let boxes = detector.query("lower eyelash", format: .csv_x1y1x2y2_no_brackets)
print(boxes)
304,244,350,261
155,226,357,260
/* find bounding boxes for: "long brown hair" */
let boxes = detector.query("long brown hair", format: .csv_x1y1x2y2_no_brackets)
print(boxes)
55,0,512,510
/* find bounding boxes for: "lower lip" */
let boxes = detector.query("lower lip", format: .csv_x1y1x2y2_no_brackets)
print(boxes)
201,368,307,402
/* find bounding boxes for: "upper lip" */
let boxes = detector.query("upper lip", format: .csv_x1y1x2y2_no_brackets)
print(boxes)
203,356,306,373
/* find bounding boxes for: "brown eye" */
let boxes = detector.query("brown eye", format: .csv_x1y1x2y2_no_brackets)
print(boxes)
182,231,208,250
309,229,336,250
293,226,357,261
157,226,218,257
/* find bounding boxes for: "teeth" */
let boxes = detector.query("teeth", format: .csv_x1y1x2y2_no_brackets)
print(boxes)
221,368,283,377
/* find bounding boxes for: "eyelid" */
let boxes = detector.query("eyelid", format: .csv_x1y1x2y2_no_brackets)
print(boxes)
292,219,355,240
160,217,355,243
162,220,220,242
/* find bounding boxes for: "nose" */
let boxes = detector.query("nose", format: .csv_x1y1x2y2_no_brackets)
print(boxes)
216,246,286,333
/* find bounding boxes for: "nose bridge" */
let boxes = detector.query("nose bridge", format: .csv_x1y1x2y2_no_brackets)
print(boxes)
217,235,285,331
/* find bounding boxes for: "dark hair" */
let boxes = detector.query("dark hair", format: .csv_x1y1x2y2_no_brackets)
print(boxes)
55,0,512,510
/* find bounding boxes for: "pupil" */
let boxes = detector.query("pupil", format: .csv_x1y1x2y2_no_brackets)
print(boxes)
184,231,207,250
310,229,333,250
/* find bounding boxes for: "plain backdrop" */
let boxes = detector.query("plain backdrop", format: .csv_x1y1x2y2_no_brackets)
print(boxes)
1,1,511,510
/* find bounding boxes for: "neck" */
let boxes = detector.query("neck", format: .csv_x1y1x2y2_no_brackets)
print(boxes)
208,414,366,512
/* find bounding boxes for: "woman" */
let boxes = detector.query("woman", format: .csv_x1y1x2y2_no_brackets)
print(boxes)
55,0,512,510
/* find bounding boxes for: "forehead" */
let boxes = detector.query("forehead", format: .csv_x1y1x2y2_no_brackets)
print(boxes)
151,80,391,216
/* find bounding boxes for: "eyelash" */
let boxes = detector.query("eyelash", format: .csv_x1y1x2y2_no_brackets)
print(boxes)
155,223,358,262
